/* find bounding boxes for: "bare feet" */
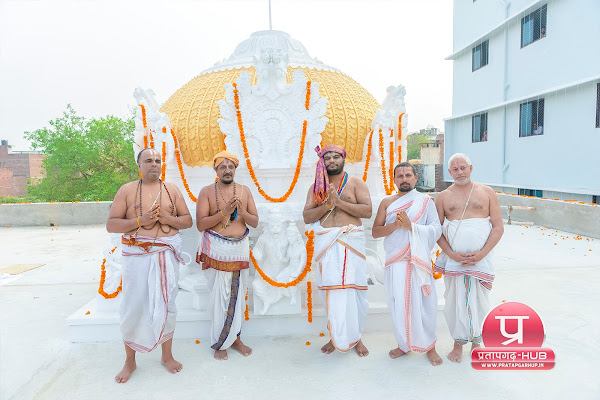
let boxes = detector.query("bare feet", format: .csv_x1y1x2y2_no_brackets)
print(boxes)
231,337,252,357
354,340,369,357
161,356,183,373
214,349,228,360
447,341,463,363
427,348,443,366
389,347,406,359
115,358,136,383
321,340,335,354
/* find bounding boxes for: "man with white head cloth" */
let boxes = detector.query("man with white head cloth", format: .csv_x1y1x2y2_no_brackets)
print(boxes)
196,150,259,360
434,153,504,363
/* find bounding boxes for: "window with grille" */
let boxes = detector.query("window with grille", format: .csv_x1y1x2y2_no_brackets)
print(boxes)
520,98,544,137
521,5,547,47
472,40,489,71
518,188,543,197
472,112,488,142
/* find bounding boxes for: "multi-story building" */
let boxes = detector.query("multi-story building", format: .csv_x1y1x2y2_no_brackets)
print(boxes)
0,140,45,197
444,0,600,202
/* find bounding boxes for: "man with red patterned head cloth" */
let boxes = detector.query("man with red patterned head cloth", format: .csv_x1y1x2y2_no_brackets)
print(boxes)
303,145,372,356
196,150,259,360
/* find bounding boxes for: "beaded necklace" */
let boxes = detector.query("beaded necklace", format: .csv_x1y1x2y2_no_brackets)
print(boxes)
215,181,237,230
135,179,175,236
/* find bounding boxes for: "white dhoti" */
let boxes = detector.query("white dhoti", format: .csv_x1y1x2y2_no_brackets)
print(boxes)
383,191,442,353
434,218,494,345
313,223,368,352
120,234,183,353
197,229,250,350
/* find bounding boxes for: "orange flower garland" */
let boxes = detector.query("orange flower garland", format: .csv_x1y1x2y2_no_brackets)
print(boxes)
307,281,313,323
362,130,374,182
389,133,395,190
250,231,315,288
149,129,154,149
169,128,197,202
398,113,404,162
233,82,310,203
140,104,147,128
161,142,166,181
378,129,393,195
143,135,148,149
432,249,442,279
99,246,122,299
245,288,250,321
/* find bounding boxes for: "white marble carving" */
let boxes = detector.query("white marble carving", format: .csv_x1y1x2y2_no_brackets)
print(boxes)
132,87,175,166
252,211,306,315
217,40,328,169
95,234,124,312
370,84,408,164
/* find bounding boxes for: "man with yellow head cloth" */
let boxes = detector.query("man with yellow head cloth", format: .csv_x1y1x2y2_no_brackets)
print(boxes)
196,150,259,360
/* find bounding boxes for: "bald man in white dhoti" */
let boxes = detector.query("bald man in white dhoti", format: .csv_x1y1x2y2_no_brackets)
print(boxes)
373,162,443,366
434,153,503,363
107,148,193,383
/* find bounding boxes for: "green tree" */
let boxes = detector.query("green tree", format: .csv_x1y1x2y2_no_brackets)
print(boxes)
406,132,431,160
25,105,138,202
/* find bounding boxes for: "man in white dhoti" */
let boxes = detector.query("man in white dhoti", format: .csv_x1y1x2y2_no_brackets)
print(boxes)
372,162,443,365
434,153,503,363
196,150,259,360
107,148,193,383
303,145,372,356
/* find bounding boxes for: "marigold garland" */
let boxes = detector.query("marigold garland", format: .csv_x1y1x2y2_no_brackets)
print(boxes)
168,127,197,202
389,135,395,190
233,81,310,203
149,129,154,149
161,142,166,181
245,288,250,321
432,249,442,279
140,104,147,128
378,129,393,195
250,231,315,288
362,130,374,182
143,135,148,149
98,246,122,299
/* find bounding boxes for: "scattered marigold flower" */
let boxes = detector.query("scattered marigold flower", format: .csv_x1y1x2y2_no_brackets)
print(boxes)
319,333,325,337
69,293,72,295
306,341,311,345
502,300,506,303
5,226,8,228
85,311,91,315
195,340,200,344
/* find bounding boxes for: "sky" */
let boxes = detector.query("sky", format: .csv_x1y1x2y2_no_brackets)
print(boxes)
0,0,453,151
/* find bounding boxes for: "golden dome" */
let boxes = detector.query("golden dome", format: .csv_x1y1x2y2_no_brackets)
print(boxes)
160,33,381,168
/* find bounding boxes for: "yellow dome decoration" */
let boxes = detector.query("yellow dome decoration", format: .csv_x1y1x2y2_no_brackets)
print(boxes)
160,31,381,168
